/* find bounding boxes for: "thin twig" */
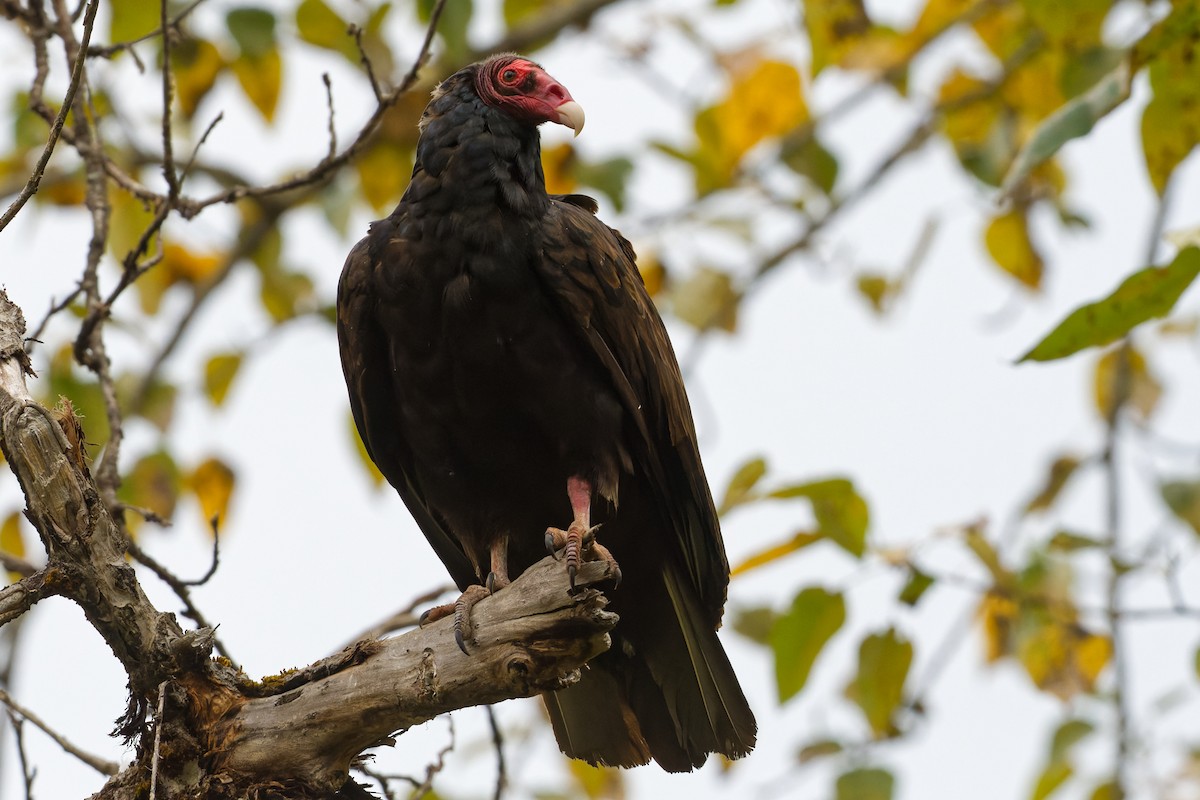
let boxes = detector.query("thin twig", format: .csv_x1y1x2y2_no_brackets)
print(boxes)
149,680,167,798
159,0,180,201
351,25,383,104
322,73,338,163
485,706,506,800
86,0,207,58
123,537,234,662
0,689,119,775
0,0,100,232
189,0,448,213
6,712,34,800
343,583,456,646
182,518,222,588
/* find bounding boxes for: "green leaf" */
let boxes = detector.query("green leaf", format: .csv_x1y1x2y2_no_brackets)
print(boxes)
898,568,934,607
836,767,894,800
845,627,912,737
771,587,845,702
797,738,843,763
419,0,472,62
109,0,160,43
116,374,177,433
730,606,777,646
226,7,277,58
296,0,357,60
204,352,244,407
1000,61,1130,200
1161,479,1200,536
1020,246,1200,362
575,156,635,212
672,267,739,332
781,134,839,195
1049,718,1094,762
719,456,767,514
769,478,870,558
1047,531,1104,552
118,450,182,534
1030,761,1072,800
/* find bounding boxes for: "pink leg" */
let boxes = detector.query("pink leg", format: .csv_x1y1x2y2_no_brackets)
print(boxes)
545,477,621,589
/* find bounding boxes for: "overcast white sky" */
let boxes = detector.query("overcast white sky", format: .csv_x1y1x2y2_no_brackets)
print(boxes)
3,1,1200,798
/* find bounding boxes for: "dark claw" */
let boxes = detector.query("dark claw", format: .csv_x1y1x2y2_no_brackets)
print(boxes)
567,563,577,592
611,564,622,588
454,626,468,655
486,571,496,594
418,608,434,627
545,531,558,557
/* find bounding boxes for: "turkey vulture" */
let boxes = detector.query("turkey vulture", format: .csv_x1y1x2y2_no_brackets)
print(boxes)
337,53,756,772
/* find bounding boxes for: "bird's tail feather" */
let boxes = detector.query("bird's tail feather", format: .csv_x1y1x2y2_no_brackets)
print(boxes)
543,562,756,772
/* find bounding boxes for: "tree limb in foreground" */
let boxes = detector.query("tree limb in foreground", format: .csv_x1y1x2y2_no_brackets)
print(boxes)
0,289,618,798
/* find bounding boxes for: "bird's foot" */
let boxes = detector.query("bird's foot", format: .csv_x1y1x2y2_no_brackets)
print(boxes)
545,522,621,592
418,584,492,655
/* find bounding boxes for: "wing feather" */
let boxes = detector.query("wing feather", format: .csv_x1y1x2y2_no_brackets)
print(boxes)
537,197,730,624
337,237,477,590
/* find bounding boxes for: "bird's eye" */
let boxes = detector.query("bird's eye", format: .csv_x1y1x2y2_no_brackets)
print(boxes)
501,69,517,82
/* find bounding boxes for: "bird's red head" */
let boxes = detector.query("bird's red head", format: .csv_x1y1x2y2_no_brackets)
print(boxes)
474,54,585,135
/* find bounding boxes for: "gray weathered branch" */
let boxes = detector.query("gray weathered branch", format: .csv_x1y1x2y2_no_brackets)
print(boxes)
0,289,618,798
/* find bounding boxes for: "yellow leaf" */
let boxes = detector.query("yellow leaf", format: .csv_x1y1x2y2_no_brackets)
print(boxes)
1,512,27,583
715,58,808,163
1022,0,1109,48
1093,343,1161,422
984,208,1044,289
1073,632,1111,686
1002,50,1068,132
1023,455,1081,515
350,412,385,488
978,591,1017,663
636,250,666,298
542,141,578,195
187,457,236,529
692,56,807,191
138,243,225,315
164,242,224,284
731,531,822,577
107,186,157,263
567,759,625,800
356,141,412,212
172,38,225,119
803,0,870,76
204,352,243,407
38,171,87,206
231,48,282,123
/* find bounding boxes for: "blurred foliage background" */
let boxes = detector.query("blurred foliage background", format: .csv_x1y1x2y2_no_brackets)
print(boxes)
2,0,1200,798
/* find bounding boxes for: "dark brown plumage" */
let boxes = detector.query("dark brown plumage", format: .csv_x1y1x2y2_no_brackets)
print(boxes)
337,54,756,772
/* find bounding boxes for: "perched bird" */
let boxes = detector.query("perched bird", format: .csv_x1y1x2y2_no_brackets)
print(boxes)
337,53,756,772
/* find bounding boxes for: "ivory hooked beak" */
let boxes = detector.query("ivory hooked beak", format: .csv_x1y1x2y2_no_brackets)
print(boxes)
556,100,586,136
